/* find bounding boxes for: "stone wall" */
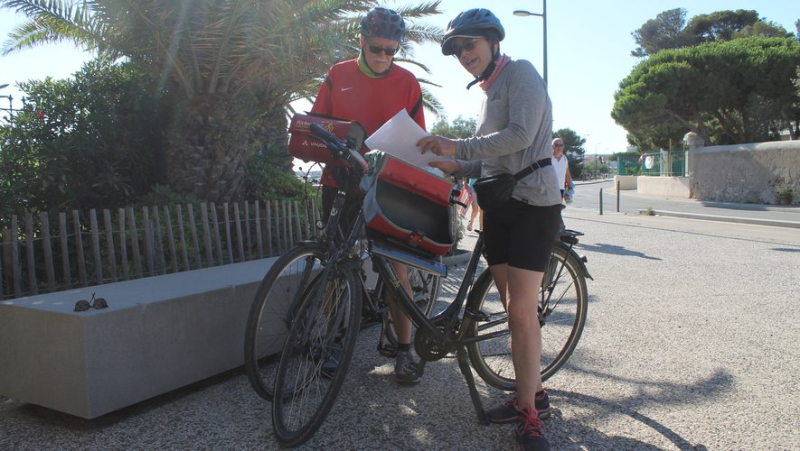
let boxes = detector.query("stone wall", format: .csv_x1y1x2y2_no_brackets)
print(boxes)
690,141,800,205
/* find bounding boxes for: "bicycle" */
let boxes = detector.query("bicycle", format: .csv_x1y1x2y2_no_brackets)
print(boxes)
246,123,591,447
244,176,443,404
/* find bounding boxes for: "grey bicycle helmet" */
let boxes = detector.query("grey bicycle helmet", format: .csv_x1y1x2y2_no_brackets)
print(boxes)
442,8,505,56
360,7,406,42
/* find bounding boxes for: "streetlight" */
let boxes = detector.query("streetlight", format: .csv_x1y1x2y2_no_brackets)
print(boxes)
513,1,548,89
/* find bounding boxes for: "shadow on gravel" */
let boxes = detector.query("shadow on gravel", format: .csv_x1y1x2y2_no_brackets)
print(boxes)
1,366,246,431
546,367,731,450
578,242,661,261
771,247,800,253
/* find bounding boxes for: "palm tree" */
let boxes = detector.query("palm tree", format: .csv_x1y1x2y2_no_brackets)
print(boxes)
1,0,443,202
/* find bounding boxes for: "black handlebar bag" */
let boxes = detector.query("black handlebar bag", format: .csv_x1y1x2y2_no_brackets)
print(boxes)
361,152,456,256
473,158,553,211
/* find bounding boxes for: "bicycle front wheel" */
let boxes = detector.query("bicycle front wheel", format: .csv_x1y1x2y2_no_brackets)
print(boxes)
272,261,362,447
466,244,588,390
244,242,328,402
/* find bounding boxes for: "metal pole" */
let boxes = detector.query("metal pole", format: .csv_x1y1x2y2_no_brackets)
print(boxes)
513,1,548,90
542,0,548,89
599,188,603,215
616,180,620,213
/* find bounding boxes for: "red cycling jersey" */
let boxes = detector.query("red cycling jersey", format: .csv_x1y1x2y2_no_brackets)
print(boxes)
311,58,426,186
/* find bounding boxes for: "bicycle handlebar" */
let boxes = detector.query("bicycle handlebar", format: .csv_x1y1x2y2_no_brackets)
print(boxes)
309,123,366,175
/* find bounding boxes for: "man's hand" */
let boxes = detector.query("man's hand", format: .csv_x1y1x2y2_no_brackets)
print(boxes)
428,160,459,174
417,135,457,157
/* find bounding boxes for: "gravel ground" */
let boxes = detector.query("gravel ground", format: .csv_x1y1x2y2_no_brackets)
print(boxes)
2,208,799,450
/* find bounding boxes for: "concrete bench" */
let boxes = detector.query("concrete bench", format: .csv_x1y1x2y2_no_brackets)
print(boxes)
0,248,466,419
0,258,276,419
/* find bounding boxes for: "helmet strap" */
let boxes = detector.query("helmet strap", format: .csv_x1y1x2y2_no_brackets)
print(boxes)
466,43,500,90
358,50,393,78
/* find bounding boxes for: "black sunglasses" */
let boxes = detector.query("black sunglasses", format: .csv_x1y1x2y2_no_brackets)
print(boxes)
366,41,398,57
74,292,108,312
452,38,482,58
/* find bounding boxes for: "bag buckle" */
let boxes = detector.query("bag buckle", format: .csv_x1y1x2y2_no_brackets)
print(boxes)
407,231,425,247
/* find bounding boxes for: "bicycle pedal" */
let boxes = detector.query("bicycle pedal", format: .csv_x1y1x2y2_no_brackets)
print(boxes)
466,307,491,322
378,344,398,358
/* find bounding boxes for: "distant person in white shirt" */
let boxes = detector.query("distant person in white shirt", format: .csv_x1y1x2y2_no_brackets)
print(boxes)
551,138,571,196
552,137,573,232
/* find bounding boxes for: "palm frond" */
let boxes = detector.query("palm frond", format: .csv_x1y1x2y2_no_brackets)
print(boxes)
1,0,100,55
421,84,444,118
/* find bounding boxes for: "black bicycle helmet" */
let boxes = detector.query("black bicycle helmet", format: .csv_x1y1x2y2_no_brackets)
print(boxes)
360,7,406,42
442,8,505,56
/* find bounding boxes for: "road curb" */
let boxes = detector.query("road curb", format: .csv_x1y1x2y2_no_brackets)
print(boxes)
639,209,800,229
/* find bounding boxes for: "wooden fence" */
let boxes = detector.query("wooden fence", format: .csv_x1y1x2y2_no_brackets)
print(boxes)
0,198,321,301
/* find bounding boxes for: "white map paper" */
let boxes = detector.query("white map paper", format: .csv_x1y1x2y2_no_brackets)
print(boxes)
365,109,453,169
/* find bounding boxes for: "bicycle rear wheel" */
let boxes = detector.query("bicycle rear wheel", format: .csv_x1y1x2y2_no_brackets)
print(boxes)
272,262,362,447
539,243,588,380
466,243,588,389
381,267,441,348
244,243,328,402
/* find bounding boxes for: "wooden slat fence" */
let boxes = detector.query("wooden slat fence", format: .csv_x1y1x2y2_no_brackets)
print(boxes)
0,197,322,301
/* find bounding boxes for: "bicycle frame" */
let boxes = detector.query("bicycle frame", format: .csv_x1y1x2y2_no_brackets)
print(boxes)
303,122,589,424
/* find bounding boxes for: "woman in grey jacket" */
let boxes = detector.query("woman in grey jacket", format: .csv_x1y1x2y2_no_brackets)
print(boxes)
418,8,560,451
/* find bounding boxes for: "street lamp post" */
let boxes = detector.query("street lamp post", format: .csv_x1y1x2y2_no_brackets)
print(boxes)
513,0,548,89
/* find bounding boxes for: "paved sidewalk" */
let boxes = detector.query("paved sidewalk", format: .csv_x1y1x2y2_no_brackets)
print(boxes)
2,207,799,450
572,179,800,228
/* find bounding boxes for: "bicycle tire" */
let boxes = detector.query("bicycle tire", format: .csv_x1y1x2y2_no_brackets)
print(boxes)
272,261,362,447
244,242,328,402
381,267,441,348
466,243,588,390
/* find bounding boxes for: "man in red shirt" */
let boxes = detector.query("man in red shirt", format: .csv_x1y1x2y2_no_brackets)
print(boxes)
311,7,426,385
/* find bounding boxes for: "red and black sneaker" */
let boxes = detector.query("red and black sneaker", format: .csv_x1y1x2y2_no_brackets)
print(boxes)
487,390,552,424
515,405,550,451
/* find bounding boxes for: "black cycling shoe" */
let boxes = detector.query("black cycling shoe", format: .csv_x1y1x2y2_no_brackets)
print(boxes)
320,344,342,379
394,350,421,386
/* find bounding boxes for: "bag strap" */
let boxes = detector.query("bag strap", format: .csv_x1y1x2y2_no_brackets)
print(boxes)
513,158,553,181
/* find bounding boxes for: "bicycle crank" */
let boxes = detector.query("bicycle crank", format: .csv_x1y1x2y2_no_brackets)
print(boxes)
414,326,453,361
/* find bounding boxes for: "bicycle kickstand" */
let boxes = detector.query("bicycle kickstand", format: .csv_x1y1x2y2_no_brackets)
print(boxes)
456,346,489,425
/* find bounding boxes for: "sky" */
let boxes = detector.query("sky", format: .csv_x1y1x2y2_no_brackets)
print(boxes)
1,0,798,157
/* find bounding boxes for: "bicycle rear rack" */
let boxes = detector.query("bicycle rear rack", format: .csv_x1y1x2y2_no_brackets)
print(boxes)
370,242,448,277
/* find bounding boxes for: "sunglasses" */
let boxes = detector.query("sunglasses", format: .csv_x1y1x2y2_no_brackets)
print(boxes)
74,292,108,312
366,41,398,57
452,38,482,58
554,143,565,148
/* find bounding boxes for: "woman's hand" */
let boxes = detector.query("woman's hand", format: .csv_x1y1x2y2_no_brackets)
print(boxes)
418,135,457,157
429,160,459,175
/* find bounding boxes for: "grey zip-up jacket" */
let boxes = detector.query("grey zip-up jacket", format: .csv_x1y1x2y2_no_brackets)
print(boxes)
455,59,562,207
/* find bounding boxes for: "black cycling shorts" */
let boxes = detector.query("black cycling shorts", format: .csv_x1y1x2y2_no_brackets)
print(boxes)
482,199,561,272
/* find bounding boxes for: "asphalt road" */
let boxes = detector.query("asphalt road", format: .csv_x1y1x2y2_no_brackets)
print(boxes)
570,180,800,228
2,207,799,450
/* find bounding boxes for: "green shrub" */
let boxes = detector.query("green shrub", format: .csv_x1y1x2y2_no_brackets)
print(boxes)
0,60,166,218
244,152,316,200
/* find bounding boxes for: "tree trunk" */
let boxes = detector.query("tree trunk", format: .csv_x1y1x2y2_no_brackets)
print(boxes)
164,96,253,203
164,94,291,203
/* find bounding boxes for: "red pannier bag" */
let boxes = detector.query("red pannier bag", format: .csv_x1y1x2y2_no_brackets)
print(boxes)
288,113,367,167
361,152,456,256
